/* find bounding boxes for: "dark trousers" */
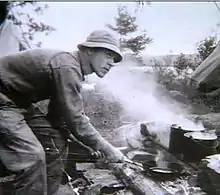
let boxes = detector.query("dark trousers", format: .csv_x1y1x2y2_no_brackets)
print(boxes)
0,93,68,195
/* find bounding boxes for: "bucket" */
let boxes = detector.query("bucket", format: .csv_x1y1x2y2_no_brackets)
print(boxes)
183,132,218,162
168,124,204,154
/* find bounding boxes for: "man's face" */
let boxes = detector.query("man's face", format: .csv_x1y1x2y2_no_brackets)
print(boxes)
89,48,116,78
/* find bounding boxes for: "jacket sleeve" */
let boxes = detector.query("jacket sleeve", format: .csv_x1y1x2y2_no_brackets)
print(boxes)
49,53,118,154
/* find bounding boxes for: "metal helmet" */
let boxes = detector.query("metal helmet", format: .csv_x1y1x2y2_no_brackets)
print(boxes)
77,30,122,63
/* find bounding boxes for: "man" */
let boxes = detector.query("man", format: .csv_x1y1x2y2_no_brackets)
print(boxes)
0,30,124,195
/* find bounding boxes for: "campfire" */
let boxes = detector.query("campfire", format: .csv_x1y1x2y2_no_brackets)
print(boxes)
75,60,220,194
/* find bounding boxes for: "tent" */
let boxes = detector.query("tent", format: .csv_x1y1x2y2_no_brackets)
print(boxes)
0,20,24,56
190,42,220,92
0,1,34,57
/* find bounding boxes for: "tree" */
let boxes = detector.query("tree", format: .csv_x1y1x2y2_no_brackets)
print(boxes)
7,1,55,48
173,53,198,75
152,58,176,86
196,36,218,61
106,5,152,56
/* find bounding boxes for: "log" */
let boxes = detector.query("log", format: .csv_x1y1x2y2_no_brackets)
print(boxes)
108,163,171,195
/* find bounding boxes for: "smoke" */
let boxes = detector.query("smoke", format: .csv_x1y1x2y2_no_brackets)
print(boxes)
86,59,204,130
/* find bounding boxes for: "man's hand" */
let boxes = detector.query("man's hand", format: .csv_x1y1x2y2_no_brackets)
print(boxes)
91,150,105,160
68,133,95,154
68,133,107,161
103,147,125,163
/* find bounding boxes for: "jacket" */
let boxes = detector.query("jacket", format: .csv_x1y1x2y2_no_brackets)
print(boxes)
0,48,118,153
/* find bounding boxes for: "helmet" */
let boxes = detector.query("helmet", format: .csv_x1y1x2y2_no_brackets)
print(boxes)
77,30,122,63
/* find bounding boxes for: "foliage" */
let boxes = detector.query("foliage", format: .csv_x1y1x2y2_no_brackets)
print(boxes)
151,53,200,96
106,5,152,56
152,57,176,86
7,1,55,48
83,88,123,132
106,5,137,36
151,35,220,111
82,86,125,131
125,32,152,55
173,53,200,77
152,34,218,93
196,36,218,61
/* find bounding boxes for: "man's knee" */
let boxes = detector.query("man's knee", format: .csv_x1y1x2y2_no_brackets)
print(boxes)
5,143,46,172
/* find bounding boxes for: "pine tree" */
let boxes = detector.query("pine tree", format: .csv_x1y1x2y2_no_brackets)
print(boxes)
106,5,152,57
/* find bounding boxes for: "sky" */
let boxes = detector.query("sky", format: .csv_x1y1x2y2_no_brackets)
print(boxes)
33,2,220,56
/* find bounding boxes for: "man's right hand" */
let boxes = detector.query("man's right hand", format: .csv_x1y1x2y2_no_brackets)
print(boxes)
68,133,96,154
68,133,106,161
91,150,105,160
103,146,125,163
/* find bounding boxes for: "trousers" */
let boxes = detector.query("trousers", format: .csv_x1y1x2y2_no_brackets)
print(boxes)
0,92,68,195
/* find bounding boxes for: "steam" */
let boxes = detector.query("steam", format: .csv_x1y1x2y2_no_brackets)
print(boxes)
87,59,204,130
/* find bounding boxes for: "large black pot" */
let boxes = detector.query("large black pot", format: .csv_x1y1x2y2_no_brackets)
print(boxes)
183,132,218,162
168,124,204,155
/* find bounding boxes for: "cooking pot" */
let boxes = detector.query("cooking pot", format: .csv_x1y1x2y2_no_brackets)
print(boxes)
141,160,157,169
183,132,218,162
168,124,204,154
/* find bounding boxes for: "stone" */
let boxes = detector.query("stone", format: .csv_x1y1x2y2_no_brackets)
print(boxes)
197,154,220,195
126,150,157,162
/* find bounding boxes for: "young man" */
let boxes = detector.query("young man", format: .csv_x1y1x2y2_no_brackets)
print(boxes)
0,30,124,195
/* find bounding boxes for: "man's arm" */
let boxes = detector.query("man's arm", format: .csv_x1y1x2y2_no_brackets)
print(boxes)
49,53,124,161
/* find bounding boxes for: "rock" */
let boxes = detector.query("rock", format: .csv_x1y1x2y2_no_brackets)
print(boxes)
126,150,156,162
206,154,220,174
140,122,171,147
112,122,171,149
197,154,220,195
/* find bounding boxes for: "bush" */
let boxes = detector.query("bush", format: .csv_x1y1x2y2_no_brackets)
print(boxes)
150,54,212,112
82,85,125,132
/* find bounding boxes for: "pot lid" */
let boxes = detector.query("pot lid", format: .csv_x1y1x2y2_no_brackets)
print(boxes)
171,124,204,131
184,132,217,140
